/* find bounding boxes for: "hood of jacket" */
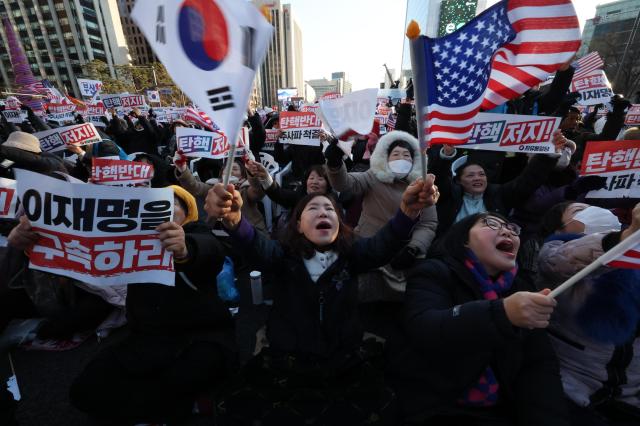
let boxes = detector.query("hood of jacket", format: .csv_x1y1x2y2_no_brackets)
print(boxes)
369,130,424,184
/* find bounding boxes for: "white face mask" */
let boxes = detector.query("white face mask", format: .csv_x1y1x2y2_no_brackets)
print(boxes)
388,159,413,179
571,206,621,234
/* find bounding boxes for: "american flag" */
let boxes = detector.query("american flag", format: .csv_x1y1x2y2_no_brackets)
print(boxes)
386,113,397,131
413,0,580,146
573,51,605,79
607,244,640,269
184,107,217,130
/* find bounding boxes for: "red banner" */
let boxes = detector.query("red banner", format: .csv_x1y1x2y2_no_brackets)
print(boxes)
581,140,640,175
92,158,154,186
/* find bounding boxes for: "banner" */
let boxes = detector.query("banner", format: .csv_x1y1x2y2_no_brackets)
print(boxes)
15,169,175,286
263,129,279,152
1,110,27,123
120,94,146,109
147,90,160,103
581,140,640,199
377,89,406,104
300,104,320,114
131,0,272,155
459,112,560,153
320,92,341,101
176,127,249,159
319,88,378,137
0,178,17,219
102,94,122,110
279,111,322,146
92,158,154,186
77,78,103,97
625,105,640,126
570,70,614,106
35,123,102,153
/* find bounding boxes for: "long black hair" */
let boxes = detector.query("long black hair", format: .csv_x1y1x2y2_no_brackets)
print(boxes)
281,192,354,259
539,201,573,239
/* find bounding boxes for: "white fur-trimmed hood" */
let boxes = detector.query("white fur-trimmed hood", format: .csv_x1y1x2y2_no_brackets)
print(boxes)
369,130,424,183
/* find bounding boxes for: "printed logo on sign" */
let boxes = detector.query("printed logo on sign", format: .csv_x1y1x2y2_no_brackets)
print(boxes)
469,121,505,145
178,0,229,71
500,119,556,147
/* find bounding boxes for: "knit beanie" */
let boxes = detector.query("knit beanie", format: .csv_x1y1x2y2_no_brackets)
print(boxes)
169,185,198,225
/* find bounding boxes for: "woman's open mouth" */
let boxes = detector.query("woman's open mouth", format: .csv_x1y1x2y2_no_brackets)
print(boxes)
496,240,515,257
316,221,332,230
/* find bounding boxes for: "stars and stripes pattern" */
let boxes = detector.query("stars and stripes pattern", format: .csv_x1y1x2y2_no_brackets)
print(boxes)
184,107,217,131
573,51,605,79
416,0,580,146
386,113,397,131
607,244,640,269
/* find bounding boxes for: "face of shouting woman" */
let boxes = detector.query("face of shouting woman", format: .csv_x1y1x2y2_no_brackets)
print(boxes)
297,195,339,247
466,216,521,276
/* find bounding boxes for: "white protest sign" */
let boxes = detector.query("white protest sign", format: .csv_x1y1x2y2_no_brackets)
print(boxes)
131,0,272,151
279,111,322,146
570,70,614,106
319,88,378,137
460,112,560,154
176,126,249,159
34,123,102,153
147,90,160,103
47,102,76,114
92,158,154,186
581,140,640,200
1,110,28,123
15,169,175,286
77,78,103,97
0,178,18,219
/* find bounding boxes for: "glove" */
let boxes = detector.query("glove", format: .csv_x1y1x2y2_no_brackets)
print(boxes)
610,95,631,115
390,245,420,270
565,175,607,199
324,138,344,168
173,149,188,173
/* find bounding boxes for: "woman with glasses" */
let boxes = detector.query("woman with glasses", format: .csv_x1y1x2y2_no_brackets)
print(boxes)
390,212,569,425
537,202,640,426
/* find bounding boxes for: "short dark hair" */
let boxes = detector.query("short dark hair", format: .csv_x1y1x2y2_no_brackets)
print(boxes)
387,140,415,159
432,212,509,261
281,193,354,259
540,201,573,239
455,161,486,181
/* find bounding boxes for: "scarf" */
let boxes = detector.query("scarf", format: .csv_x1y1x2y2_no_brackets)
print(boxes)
458,249,518,407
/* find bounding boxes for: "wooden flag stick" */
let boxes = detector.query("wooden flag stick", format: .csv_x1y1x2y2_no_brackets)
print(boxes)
550,228,640,298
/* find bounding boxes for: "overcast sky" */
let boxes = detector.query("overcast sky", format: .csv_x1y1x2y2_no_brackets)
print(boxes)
282,0,620,90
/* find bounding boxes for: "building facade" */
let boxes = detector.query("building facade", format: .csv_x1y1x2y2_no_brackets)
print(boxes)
117,0,155,66
253,0,304,107
580,0,640,96
307,71,352,100
0,0,130,96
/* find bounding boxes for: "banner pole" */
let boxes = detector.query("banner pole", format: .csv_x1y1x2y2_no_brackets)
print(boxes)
549,228,640,298
407,21,428,182
222,143,237,187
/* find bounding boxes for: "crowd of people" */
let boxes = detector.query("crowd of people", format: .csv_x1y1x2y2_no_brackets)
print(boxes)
0,63,640,426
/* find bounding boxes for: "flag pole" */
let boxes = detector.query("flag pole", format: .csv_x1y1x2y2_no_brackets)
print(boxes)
407,20,428,182
549,228,640,298
222,135,238,187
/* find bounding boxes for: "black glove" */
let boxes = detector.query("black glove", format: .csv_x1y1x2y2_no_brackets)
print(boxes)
390,245,420,270
610,95,631,116
564,175,607,199
324,138,343,168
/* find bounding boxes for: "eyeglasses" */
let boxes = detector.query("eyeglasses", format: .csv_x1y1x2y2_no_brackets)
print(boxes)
482,217,521,236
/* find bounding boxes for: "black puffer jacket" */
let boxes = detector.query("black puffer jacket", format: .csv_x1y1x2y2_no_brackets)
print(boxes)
389,256,569,425
0,145,67,174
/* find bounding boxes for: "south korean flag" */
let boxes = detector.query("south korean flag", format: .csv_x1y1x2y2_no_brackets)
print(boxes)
132,0,273,149
147,90,161,104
